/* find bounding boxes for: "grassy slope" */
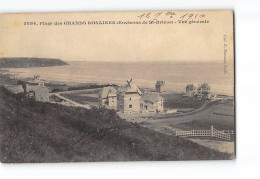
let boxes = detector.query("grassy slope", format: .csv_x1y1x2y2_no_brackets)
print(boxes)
162,93,205,109
173,119,234,132
172,99,235,131
59,90,100,105
0,86,231,163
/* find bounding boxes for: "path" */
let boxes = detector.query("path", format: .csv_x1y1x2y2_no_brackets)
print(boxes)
147,101,218,125
50,88,102,95
140,101,220,137
52,93,91,109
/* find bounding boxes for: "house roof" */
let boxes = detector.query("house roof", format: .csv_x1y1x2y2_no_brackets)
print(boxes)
186,84,196,90
26,84,49,93
117,81,142,96
142,92,163,103
4,85,24,93
198,83,210,90
99,86,117,98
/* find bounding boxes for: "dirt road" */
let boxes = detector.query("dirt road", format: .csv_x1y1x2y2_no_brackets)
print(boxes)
52,93,91,109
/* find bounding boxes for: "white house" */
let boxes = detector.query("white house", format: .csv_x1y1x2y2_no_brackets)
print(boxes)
117,79,143,113
140,92,164,113
25,83,49,102
4,84,24,94
98,86,117,109
186,84,197,97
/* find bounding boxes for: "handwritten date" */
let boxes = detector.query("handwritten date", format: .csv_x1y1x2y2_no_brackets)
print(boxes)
137,12,206,21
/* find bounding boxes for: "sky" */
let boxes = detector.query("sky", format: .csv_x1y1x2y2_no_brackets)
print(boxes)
0,11,234,63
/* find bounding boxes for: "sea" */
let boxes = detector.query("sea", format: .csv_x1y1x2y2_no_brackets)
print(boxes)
5,61,234,96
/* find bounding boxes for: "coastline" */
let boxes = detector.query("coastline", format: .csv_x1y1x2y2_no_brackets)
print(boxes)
1,68,234,97
2,60,234,96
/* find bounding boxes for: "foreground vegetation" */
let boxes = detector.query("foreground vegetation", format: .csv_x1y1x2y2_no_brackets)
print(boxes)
0,80,232,162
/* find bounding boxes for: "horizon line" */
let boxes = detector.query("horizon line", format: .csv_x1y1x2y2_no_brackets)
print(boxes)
0,57,223,63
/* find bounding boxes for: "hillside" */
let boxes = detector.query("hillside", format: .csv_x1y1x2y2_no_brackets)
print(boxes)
0,58,68,68
0,86,231,163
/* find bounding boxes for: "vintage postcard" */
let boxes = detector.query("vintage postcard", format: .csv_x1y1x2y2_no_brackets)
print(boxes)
0,10,235,163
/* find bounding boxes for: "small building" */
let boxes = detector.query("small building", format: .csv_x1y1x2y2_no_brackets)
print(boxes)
4,84,24,94
117,79,143,113
166,109,177,114
98,86,117,110
9,73,19,80
25,83,49,102
155,81,166,93
33,75,41,82
186,84,197,97
140,92,164,113
197,83,211,100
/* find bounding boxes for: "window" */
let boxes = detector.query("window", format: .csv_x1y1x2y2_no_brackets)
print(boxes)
129,104,132,108
129,98,132,101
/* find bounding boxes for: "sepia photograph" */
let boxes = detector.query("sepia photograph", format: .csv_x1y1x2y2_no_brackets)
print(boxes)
0,10,235,163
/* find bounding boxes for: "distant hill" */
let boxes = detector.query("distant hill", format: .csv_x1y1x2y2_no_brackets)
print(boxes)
0,58,68,68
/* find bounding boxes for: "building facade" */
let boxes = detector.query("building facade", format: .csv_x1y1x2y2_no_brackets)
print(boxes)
25,83,49,102
4,84,24,94
186,84,197,97
98,86,117,110
140,92,164,113
117,80,143,113
33,75,41,82
197,83,211,99
155,81,166,93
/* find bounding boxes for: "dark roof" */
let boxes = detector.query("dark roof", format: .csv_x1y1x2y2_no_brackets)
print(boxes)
26,84,49,93
117,81,142,96
186,84,196,90
198,83,210,90
4,85,24,93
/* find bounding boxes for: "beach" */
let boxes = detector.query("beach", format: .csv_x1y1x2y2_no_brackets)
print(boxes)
3,61,234,96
